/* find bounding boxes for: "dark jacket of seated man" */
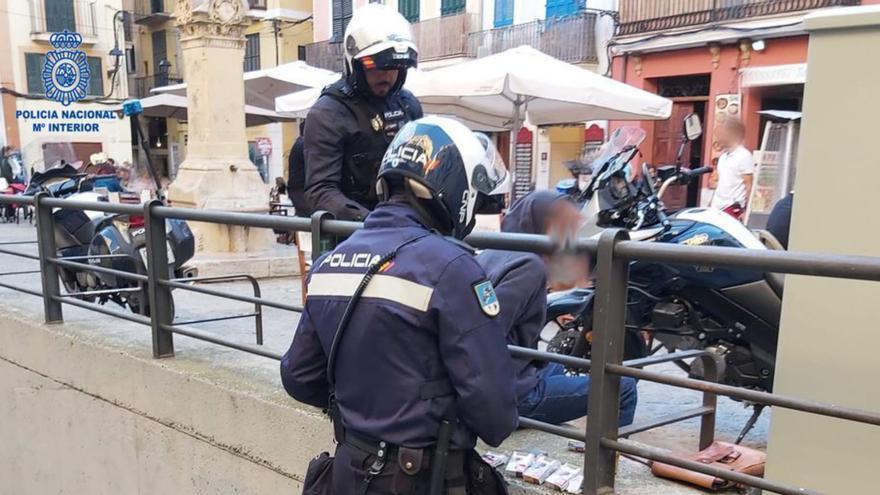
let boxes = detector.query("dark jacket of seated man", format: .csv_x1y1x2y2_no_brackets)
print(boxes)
476,191,638,426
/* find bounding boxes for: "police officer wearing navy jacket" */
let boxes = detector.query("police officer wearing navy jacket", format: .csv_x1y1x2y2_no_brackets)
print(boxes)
303,5,423,221
281,116,517,494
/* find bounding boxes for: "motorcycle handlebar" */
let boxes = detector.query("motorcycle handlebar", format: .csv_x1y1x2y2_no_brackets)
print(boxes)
685,166,713,176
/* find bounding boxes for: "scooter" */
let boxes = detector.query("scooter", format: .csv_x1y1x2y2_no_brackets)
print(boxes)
545,115,780,442
26,159,195,316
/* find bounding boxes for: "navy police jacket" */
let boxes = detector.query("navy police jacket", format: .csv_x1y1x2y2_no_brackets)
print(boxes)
280,201,519,449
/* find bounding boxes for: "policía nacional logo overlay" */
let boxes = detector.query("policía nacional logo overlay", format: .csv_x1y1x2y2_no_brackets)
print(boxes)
42,30,90,106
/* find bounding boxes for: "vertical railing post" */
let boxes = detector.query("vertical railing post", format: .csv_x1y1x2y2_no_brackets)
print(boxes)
33,192,63,324
699,353,720,450
144,200,174,358
310,210,335,259
583,228,630,495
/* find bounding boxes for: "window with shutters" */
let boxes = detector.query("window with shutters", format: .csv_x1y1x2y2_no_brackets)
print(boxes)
546,0,585,19
87,57,103,96
244,33,260,72
25,53,47,95
332,0,353,41
45,0,76,33
441,0,465,16
398,0,419,23
494,0,513,27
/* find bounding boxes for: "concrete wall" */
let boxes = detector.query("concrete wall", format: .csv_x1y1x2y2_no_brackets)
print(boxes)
764,5,880,493
0,309,331,494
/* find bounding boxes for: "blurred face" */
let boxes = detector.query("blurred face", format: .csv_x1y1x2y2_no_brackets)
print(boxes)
545,199,590,290
364,68,399,97
545,199,583,241
715,125,742,149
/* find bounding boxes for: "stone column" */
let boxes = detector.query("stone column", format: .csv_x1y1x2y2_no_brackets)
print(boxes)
169,0,271,254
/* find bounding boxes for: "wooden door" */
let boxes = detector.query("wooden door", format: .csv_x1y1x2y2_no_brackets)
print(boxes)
651,102,693,211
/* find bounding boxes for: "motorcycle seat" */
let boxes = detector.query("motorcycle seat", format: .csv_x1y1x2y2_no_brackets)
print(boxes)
546,288,595,321
765,272,785,298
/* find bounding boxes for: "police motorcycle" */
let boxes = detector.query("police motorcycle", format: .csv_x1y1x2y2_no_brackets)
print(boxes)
26,150,195,317
545,115,781,440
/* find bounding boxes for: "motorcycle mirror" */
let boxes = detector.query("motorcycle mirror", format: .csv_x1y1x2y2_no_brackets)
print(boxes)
683,113,702,142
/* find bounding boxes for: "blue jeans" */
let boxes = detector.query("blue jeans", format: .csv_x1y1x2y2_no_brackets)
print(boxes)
518,363,638,426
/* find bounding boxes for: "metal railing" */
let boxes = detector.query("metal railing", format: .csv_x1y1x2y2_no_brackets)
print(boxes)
468,10,601,64
617,0,860,36
412,12,481,62
133,72,183,98
2,193,880,495
304,12,480,71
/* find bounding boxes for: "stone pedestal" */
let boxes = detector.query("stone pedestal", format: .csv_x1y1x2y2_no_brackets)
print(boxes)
169,0,275,257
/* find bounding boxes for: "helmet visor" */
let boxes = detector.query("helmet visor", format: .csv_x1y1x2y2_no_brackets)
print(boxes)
471,132,509,196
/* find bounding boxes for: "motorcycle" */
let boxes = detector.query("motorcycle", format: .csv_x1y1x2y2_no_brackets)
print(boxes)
545,115,781,442
26,164,195,316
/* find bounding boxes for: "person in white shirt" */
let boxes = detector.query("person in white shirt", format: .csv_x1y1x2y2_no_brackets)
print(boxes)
710,118,754,220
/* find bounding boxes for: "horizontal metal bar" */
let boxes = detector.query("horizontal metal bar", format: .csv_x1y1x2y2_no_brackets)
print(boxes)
606,363,880,427
0,247,40,260
508,345,591,370
518,417,585,442
61,254,132,261
603,438,824,495
161,324,283,360
617,240,880,282
152,205,313,232
622,349,708,369
0,280,44,297
53,295,151,326
0,240,38,245
50,258,149,283
160,278,302,313
40,197,142,215
60,287,142,298
0,194,35,206
170,274,257,283
174,313,259,326
619,406,714,437
0,270,41,277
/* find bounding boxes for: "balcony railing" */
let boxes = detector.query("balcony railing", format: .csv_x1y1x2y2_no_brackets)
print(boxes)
617,0,861,35
133,72,183,98
134,0,173,25
304,12,481,71
303,40,345,73
28,0,97,39
412,13,480,61
468,11,600,64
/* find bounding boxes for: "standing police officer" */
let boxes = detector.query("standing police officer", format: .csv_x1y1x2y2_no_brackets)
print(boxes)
282,117,517,494
303,5,423,221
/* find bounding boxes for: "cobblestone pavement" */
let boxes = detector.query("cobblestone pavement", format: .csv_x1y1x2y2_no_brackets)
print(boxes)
0,221,770,494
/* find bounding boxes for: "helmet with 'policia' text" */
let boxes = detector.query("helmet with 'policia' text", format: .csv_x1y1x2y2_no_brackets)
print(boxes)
377,117,510,240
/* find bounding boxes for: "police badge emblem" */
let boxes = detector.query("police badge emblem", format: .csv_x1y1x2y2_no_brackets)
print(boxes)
473,280,500,317
42,30,90,106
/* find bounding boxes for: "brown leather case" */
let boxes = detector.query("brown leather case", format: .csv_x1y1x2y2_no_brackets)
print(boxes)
650,441,766,490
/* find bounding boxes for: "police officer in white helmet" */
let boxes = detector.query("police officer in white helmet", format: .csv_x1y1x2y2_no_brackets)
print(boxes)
302,4,423,221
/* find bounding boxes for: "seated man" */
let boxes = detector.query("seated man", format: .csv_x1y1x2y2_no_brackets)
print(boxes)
477,191,638,426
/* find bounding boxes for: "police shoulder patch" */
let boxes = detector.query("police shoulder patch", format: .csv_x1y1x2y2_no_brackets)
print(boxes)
473,280,500,317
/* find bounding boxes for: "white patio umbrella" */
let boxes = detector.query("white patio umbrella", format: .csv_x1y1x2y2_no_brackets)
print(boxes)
152,61,339,109
417,45,673,128
114,94,297,127
275,69,510,132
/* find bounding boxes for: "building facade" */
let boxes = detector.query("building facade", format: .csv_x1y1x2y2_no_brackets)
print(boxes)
0,0,133,172
610,0,878,210
304,0,617,194
127,0,313,183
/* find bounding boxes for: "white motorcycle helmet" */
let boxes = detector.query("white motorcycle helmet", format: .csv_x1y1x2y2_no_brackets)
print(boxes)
377,116,509,239
343,4,418,93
